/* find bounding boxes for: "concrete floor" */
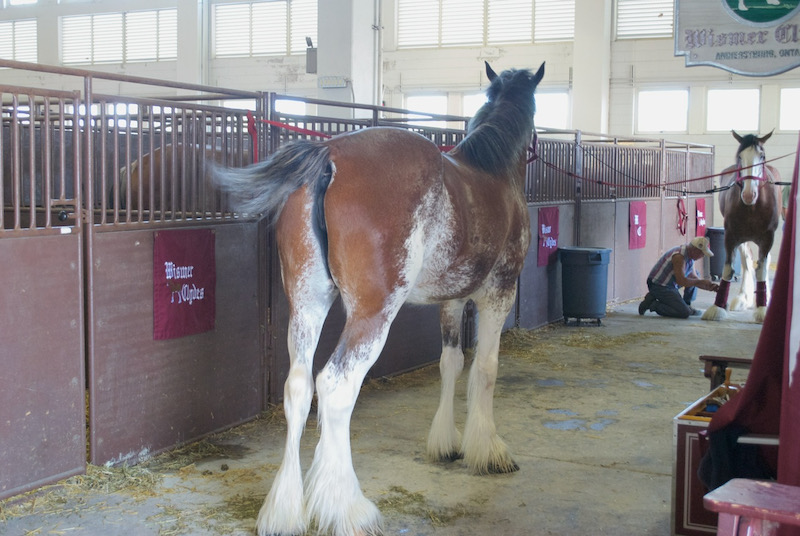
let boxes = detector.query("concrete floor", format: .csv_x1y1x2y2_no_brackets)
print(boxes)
0,290,763,536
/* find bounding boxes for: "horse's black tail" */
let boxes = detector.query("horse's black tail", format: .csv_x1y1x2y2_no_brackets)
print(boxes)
213,139,332,228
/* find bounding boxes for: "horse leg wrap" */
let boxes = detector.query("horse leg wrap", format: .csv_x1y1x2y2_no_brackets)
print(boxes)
714,279,731,309
755,281,767,308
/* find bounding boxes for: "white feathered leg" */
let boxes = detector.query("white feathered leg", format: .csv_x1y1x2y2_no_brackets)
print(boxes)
257,302,334,536
427,300,466,462
730,244,754,311
304,315,398,536
257,221,336,536
461,295,517,475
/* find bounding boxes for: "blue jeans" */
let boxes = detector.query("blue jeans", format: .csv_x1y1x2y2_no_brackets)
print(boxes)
646,279,697,318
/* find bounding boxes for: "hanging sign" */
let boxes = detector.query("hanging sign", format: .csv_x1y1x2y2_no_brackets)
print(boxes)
696,199,708,238
537,206,559,267
153,228,216,340
675,0,800,76
629,201,647,250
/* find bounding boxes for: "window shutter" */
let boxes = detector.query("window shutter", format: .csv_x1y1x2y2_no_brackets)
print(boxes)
534,0,575,42
92,13,123,63
488,1,533,44
0,19,37,63
157,9,178,60
616,0,673,39
398,0,439,48
214,3,253,57
290,0,317,54
441,0,483,46
126,11,159,62
251,1,288,55
61,15,93,64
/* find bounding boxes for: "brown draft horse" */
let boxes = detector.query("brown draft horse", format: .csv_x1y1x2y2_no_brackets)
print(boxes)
215,62,545,536
116,143,250,212
702,130,781,323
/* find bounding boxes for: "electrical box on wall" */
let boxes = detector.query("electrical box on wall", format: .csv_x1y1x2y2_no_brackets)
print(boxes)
306,47,317,74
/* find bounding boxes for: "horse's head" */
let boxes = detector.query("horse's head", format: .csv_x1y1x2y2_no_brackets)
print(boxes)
482,62,545,126
732,129,772,206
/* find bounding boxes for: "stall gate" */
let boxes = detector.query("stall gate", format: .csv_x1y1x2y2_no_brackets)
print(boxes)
0,86,86,499
0,63,268,500
1,61,714,501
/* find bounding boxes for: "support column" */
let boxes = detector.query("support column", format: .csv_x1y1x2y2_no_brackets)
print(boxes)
317,0,380,117
572,0,613,133
177,0,204,86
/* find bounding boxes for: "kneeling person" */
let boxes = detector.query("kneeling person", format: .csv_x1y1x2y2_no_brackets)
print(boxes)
639,236,719,318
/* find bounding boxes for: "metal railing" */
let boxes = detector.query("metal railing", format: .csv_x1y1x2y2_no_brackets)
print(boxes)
0,61,715,238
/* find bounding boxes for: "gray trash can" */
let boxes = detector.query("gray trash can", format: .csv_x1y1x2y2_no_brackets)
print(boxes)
559,246,612,325
705,227,740,281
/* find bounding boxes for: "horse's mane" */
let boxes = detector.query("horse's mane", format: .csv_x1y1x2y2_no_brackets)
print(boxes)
451,68,536,174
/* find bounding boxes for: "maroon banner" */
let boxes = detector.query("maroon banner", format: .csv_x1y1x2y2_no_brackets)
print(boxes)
537,207,559,267
695,198,707,238
153,229,216,340
629,201,646,250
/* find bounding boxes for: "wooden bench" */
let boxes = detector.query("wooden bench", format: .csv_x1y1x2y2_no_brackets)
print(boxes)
704,478,800,535
699,355,753,390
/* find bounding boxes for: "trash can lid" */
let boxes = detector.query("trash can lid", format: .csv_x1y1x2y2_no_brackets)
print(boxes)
558,246,612,265
558,246,612,253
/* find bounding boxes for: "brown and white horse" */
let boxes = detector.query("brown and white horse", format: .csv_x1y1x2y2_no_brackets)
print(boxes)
215,62,544,536
116,143,250,212
702,130,781,323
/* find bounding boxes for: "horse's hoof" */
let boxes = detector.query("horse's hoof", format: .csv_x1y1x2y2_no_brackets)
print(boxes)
487,460,520,474
701,305,727,321
443,451,464,462
754,306,767,323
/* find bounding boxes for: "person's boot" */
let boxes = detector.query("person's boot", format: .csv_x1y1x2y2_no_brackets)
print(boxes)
639,293,655,315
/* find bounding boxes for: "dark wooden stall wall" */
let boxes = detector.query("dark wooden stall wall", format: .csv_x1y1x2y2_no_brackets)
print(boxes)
87,223,262,465
0,233,86,500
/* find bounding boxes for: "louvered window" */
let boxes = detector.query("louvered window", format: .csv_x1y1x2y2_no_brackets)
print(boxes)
534,0,574,42
0,19,37,63
398,0,572,48
213,0,317,58
616,0,673,40
61,9,177,65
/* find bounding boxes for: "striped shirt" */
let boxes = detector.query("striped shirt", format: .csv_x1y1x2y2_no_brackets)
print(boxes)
648,245,694,288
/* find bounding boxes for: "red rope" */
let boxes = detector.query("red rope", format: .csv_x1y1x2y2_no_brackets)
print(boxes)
260,119,332,139
246,111,259,163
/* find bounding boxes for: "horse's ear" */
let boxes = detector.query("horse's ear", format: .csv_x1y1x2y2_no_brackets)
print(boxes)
485,62,498,82
732,130,744,144
759,129,774,144
532,62,545,86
